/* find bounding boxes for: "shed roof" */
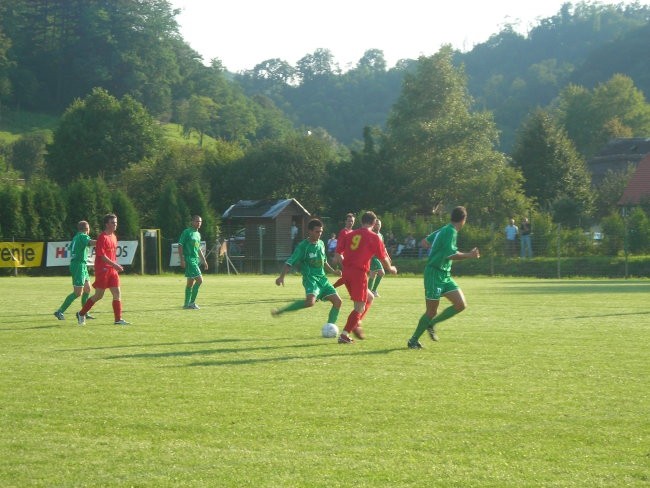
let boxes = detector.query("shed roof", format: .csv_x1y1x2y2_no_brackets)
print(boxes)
588,137,650,183
222,199,310,219
618,153,650,206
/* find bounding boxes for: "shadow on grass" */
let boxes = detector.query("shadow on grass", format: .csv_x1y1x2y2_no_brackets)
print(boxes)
185,346,404,367
559,310,650,320
507,281,650,295
103,341,324,359
60,337,288,352
0,324,59,331
100,341,404,365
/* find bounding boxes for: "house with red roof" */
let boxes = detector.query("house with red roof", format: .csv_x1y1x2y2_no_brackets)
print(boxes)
618,153,650,206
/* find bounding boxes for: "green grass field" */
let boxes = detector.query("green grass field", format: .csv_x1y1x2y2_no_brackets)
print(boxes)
1,275,648,487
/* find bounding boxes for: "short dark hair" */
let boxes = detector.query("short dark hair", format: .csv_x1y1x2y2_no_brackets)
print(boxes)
308,218,322,230
450,206,467,223
361,211,377,225
103,213,117,225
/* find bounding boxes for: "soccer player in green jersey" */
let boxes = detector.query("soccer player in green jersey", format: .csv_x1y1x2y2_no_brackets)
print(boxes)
272,218,343,327
54,220,96,321
178,215,208,309
407,206,480,349
368,218,386,297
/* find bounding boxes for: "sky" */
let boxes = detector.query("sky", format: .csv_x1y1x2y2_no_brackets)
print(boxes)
170,1,636,73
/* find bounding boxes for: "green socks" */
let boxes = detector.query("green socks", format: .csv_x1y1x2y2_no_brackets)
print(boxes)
190,282,201,303
184,287,192,306
327,306,340,324
58,292,78,313
371,275,382,291
411,306,459,341
277,300,306,315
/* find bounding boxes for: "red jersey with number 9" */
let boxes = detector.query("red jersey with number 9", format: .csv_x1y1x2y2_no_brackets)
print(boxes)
340,227,388,272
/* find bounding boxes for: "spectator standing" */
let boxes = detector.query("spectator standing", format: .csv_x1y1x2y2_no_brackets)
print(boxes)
520,217,533,258
290,220,299,251
505,218,518,257
326,233,338,260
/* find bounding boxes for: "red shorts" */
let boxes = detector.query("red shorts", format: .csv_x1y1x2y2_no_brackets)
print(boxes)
342,267,369,302
93,267,120,289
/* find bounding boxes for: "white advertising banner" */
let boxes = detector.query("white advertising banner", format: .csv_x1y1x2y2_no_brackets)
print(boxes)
169,242,206,266
47,241,139,267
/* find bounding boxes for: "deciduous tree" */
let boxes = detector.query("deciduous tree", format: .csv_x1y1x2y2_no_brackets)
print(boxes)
47,88,162,184
382,47,529,223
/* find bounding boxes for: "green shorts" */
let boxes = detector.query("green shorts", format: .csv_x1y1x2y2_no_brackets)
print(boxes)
184,260,202,279
70,262,90,287
370,256,384,272
303,274,337,301
423,266,458,300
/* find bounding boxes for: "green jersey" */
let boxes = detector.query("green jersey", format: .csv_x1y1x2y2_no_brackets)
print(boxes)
287,238,327,279
178,227,202,264
425,223,457,275
69,232,91,265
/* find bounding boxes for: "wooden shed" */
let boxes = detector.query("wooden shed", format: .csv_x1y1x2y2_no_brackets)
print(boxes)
222,199,311,273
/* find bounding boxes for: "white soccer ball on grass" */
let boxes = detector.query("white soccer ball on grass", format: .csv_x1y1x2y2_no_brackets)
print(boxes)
321,322,339,338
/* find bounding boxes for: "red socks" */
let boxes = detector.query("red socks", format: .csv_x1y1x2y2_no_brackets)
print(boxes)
112,300,122,321
344,310,362,334
79,297,95,315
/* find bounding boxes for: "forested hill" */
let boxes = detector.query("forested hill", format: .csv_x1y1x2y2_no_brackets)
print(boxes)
236,1,650,151
0,1,649,153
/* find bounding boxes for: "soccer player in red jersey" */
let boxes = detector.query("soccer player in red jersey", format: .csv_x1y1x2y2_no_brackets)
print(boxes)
332,212,355,288
76,213,130,325
335,211,397,343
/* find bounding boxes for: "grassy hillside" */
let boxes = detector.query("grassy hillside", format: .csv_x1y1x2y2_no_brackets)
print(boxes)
0,109,217,148
0,110,58,144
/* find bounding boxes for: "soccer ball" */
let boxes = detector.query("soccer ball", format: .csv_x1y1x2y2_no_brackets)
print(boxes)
321,322,339,338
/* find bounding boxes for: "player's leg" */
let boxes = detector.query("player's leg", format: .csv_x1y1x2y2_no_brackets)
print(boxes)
408,267,440,347
184,277,194,308
367,270,376,293
56,284,83,318
409,298,440,345
189,273,203,307
272,278,320,317
56,265,85,318
78,284,105,324
371,268,385,296
324,292,342,325
340,270,367,343
422,288,466,339
110,285,129,324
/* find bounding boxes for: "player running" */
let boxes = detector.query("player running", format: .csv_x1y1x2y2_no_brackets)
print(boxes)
272,218,342,328
335,211,397,343
407,206,480,349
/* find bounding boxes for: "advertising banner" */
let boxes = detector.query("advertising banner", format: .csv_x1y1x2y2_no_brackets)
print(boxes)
169,242,206,266
46,241,139,267
0,242,45,268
